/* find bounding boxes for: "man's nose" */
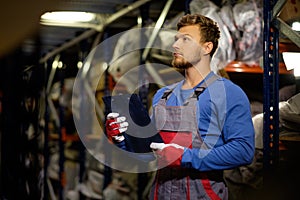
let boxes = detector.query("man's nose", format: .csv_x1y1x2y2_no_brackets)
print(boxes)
172,40,180,50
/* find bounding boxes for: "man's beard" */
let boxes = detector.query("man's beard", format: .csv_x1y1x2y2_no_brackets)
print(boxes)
171,57,193,74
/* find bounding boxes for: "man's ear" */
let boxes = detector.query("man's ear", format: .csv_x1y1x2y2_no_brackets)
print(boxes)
203,41,213,55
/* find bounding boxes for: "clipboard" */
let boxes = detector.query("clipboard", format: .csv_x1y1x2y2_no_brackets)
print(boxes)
102,93,163,153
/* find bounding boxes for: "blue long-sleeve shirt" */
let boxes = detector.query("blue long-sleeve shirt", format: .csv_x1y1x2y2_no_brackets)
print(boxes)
152,72,255,171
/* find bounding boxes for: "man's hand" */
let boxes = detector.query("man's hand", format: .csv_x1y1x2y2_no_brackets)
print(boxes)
105,112,128,143
151,143,184,168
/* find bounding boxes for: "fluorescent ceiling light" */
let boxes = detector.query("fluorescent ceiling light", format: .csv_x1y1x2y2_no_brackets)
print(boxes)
41,11,96,23
40,11,99,29
292,21,300,31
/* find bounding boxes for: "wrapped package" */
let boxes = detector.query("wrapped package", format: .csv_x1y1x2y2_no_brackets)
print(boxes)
108,27,179,92
233,0,263,65
190,0,236,72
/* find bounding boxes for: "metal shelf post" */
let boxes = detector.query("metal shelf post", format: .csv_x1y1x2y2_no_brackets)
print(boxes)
263,0,280,169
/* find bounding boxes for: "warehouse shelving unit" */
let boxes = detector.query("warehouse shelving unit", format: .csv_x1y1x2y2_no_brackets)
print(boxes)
41,1,174,199
263,0,300,169
262,0,300,198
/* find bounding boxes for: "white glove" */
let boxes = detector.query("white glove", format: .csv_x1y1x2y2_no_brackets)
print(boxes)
150,142,184,150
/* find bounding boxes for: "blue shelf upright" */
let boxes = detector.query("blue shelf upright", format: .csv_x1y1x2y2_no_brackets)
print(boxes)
263,0,280,169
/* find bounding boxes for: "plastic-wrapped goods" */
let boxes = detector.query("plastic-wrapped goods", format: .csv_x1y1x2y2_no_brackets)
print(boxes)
108,27,178,92
233,0,263,65
108,28,147,92
50,78,74,108
219,4,241,48
190,0,236,72
279,92,300,132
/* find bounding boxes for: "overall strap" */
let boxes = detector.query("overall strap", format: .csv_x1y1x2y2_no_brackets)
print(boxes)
160,73,220,102
191,73,220,99
160,82,180,101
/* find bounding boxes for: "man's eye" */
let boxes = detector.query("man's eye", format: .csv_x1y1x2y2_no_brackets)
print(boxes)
183,37,189,41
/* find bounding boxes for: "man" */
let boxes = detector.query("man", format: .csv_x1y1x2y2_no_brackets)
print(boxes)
106,14,255,200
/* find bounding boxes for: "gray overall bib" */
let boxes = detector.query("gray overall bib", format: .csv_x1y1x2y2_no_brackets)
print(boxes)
150,76,228,200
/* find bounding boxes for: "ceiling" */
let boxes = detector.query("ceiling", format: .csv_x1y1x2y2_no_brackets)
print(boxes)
1,0,299,65
0,0,187,63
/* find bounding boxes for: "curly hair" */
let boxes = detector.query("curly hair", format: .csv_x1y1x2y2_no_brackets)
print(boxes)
177,14,220,57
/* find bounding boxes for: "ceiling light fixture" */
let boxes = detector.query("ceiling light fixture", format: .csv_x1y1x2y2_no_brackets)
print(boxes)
40,11,98,28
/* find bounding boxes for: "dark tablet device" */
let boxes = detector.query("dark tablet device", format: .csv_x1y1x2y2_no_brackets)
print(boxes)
102,93,162,153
